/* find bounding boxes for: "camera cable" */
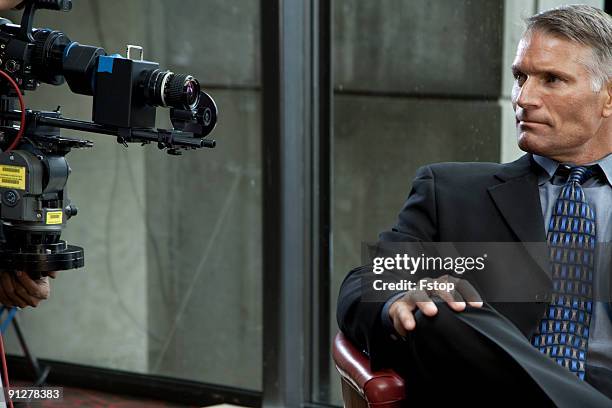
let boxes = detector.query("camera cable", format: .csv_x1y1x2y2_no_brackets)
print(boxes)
0,69,23,408
0,69,26,153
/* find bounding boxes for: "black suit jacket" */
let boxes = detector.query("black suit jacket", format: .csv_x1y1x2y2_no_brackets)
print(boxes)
337,153,610,371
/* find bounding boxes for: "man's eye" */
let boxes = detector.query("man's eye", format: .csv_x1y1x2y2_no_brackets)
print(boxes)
513,72,526,84
545,75,561,83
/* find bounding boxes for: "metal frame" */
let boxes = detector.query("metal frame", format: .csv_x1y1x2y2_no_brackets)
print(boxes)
7,356,261,407
261,0,284,405
261,0,311,405
261,0,333,406
310,0,333,403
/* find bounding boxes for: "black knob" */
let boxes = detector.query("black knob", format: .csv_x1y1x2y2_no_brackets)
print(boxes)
65,204,78,218
2,190,20,207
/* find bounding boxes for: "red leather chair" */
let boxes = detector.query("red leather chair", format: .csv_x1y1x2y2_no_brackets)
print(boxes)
332,332,406,407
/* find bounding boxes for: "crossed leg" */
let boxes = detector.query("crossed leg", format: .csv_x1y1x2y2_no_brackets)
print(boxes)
393,303,610,407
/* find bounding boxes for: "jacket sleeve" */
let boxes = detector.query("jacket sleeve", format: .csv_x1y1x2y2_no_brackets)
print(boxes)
336,165,438,370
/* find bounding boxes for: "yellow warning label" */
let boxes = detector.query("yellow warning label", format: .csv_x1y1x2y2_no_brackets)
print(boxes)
46,211,63,225
0,165,25,190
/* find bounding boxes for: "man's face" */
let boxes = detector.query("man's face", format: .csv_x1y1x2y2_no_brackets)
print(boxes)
511,30,611,163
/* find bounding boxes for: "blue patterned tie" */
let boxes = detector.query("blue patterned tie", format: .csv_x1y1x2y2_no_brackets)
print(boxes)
531,166,597,380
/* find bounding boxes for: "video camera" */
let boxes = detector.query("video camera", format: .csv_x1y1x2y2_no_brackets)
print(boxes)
0,0,218,278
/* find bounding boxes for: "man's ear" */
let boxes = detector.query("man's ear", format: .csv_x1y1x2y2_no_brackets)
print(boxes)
603,80,612,118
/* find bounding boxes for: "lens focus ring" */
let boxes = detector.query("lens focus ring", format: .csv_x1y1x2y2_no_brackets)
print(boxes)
164,73,201,110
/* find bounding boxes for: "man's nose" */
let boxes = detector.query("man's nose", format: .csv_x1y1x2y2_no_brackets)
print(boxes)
515,78,542,109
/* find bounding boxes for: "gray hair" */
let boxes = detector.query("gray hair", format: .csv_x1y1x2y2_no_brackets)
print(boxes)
525,4,612,92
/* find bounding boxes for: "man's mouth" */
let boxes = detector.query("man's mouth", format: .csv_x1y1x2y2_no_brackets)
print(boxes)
516,118,548,127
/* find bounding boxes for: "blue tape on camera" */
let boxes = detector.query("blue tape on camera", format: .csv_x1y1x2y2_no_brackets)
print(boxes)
97,54,123,74
97,56,114,73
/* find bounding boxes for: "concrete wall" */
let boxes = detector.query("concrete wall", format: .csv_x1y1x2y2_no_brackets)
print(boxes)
329,1,504,404
334,0,503,97
143,0,262,390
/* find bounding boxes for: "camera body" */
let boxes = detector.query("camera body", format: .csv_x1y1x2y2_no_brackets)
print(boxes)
93,56,159,128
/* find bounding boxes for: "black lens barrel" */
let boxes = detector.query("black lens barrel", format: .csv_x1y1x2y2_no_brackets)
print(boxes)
31,29,71,85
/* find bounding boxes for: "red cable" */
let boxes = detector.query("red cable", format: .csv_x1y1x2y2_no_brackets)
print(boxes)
0,332,14,408
0,69,26,152
0,70,22,408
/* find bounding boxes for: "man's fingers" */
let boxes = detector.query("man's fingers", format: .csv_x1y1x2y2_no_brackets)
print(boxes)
415,300,438,316
14,286,37,307
0,0,24,10
0,272,52,308
422,275,482,311
15,271,48,299
455,278,483,307
389,296,417,336
1,273,24,307
388,276,484,339
392,316,407,337
0,283,14,307
12,274,39,307
392,301,416,335
399,308,416,332
1,273,26,308
47,271,58,279
434,285,466,312
404,288,438,316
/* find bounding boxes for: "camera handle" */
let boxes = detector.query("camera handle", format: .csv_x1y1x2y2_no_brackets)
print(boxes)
18,0,72,42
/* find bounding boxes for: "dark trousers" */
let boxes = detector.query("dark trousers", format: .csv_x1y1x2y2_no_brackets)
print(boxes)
393,304,612,407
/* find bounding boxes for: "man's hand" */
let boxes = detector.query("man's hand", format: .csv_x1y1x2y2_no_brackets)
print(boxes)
0,0,24,11
388,274,483,337
0,271,57,308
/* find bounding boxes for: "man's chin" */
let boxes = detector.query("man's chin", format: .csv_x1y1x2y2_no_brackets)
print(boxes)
517,131,548,155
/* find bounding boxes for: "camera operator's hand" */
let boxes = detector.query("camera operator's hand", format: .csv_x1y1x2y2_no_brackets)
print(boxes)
0,0,25,11
0,271,56,308
388,274,483,337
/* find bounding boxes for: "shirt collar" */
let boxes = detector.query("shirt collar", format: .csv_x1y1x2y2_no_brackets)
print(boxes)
533,153,612,186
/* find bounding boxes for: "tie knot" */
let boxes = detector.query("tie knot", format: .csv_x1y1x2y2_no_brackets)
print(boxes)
559,165,599,185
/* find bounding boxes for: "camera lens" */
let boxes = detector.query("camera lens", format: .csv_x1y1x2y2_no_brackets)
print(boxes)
166,73,201,109
32,29,72,85
184,78,199,106
144,70,201,110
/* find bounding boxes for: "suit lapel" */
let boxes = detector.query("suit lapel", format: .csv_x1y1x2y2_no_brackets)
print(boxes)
488,155,551,282
487,155,546,243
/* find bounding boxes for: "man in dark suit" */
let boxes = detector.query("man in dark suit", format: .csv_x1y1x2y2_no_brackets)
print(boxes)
337,5,612,406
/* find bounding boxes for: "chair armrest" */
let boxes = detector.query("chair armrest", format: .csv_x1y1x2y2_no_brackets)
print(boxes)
332,332,406,405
